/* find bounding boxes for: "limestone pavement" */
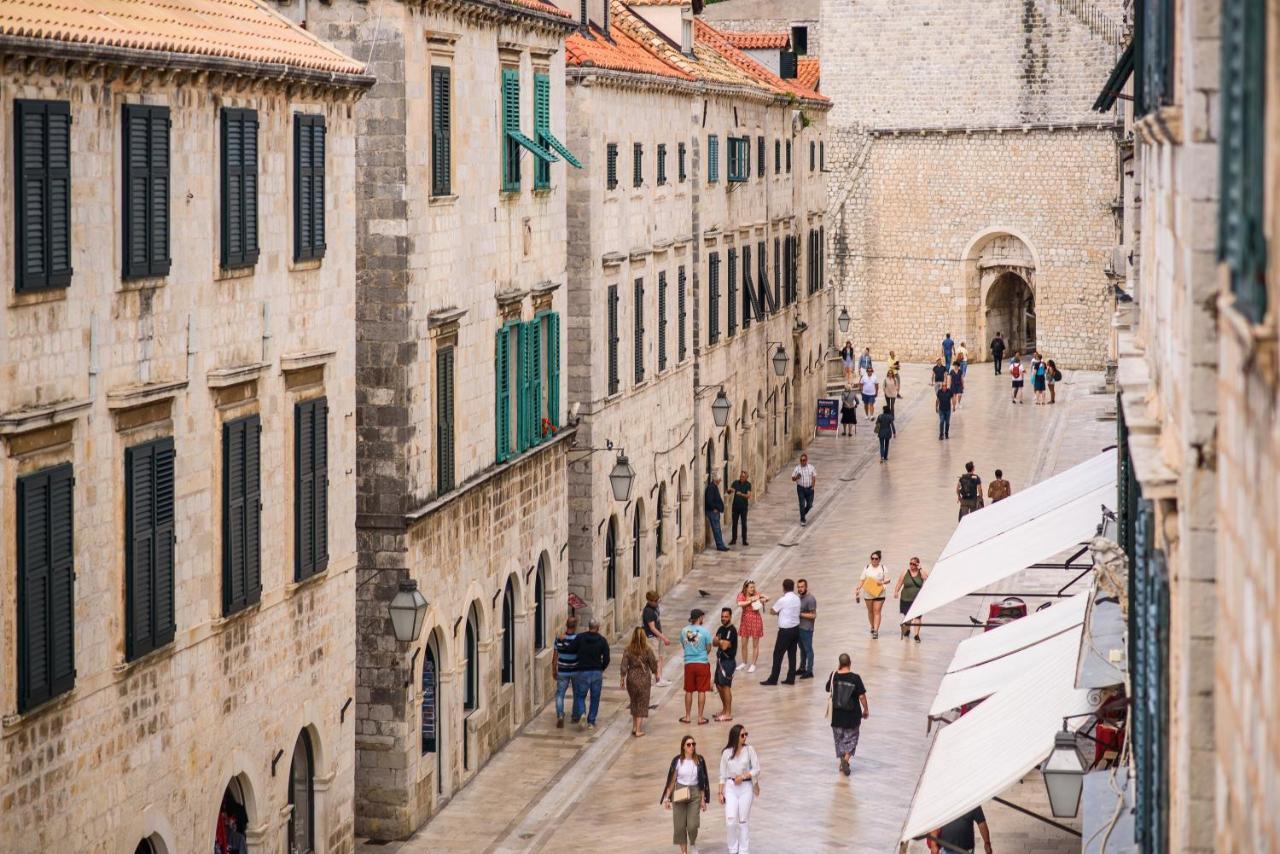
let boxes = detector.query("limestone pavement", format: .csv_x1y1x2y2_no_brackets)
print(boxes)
361,363,1114,853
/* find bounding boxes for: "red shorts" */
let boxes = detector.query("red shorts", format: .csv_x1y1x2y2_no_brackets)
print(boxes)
683,662,711,693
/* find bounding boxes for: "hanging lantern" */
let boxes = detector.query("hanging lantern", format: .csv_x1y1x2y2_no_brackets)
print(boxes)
609,453,636,501
1042,727,1088,818
837,306,851,333
711,389,731,427
388,579,429,643
771,344,789,377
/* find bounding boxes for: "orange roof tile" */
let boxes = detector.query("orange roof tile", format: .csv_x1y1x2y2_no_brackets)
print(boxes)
796,57,820,93
566,18,693,80
694,18,828,103
0,0,367,79
722,31,789,50
506,0,574,18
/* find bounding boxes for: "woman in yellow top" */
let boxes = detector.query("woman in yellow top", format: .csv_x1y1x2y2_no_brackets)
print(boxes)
854,550,892,639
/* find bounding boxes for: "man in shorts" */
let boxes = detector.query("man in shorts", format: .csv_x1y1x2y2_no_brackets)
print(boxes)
679,609,714,725
713,607,739,721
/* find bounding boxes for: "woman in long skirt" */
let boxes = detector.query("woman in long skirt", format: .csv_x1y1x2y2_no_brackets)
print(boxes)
621,627,659,736
840,384,859,437
825,654,869,776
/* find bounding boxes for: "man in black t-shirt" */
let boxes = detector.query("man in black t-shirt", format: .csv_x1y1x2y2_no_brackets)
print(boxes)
727,470,753,546
990,332,1006,374
928,805,991,854
956,461,983,520
935,382,954,440
713,607,739,721
931,357,948,389
642,590,671,687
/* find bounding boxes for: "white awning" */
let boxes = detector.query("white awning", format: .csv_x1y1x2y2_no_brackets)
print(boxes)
947,591,1090,672
901,632,1098,842
903,452,1116,623
1076,596,1126,690
929,626,1084,717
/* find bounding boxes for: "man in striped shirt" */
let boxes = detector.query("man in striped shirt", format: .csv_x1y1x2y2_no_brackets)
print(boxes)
553,615,580,728
792,453,818,526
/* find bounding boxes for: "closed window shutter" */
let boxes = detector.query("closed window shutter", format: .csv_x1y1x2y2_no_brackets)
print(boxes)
775,139,781,174
222,415,261,614
819,226,826,289
15,100,72,293
526,319,542,446
16,463,76,712
292,114,326,262
534,73,552,189
634,277,645,383
708,135,719,183
773,237,781,306
123,105,171,279
786,139,791,172
727,249,737,336
757,136,765,177
657,144,667,185
295,399,329,580
657,271,668,371
221,109,259,268
608,285,620,394
678,142,686,182
708,253,720,344
546,312,561,427
495,326,511,462
607,143,618,190
517,324,531,450
436,351,455,491
677,266,687,361
126,437,176,659
245,416,261,604
633,142,643,187
432,67,452,196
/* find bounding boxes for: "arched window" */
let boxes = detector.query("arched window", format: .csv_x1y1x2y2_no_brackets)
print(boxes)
534,557,547,651
705,438,715,480
656,486,666,558
722,430,731,489
677,468,687,538
287,731,315,854
135,840,157,854
422,637,438,755
605,518,617,599
501,578,515,684
464,606,478,712
631,503,643,578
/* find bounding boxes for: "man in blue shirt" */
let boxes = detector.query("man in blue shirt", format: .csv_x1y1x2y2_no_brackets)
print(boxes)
679,609,714,725
552,615,580,728
941,333,954,370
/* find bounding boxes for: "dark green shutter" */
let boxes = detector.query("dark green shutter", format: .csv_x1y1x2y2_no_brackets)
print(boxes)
222,415,261,614
757,136,765,177
634,277,645,383
534,73,551,189
607,143,618,190
123,104,171,279
657,271,668,371
678,142,687,182
773,237,781,307
819,226,826,290
727,249,737,336
677,266,688,361
708,135,719,183
708,253,720,344
633,142,643,187
608,285,620,394
546,312,561,427
775,139,781,174
741,244,753,328
502,68,521,191
820,141,825,171
436,350,456,490
786,139,791,172
16,463,75,712
293,114,326,262
295,399,329,580
496,326,511,462
221,109,259,268
657,143,667,186
14,100,72,293
126,437,176,659
523,319,542,447
432,66,452,195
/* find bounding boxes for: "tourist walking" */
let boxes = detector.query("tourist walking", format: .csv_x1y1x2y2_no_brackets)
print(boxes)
621,627,659,736
1009,351,1025,403
727,469,752,546
928,806,993,854
704,474,730,551
957,461,983,520
553,615,580,728
797,579,818,678
825,654,870,776
883,369,900,413
860,366,879,418
840,383,859,436
679,609,714,725
735,581,769,673
1032,354,1048,404
935,378,954,441
713,608,738,721
760,578,801,685
661,735,710,854
792,454,817,526
990,332,1006,374
855,552,891,638
894,557,929,641
942,332,954,369
874,406,896,462
840,340,855,383
644,590,673,687
858,346,873,376
573,618,610,730
887,350,901,377
717,725,761,854
931,358,947,390
957,341,969,377
988,469,1012,503
1047,358,1061,404
948,363,964,411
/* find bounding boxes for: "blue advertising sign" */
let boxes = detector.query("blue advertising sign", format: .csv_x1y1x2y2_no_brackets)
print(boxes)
816,397,840,433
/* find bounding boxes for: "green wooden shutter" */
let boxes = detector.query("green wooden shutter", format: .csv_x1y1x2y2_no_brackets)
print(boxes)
534,73,552,189
517,324,531,450
502,68,521,191
657,144,667,186
678,142,687,182
741,244,753,328
677,266,687,361
708,135,719,183
708,253,720,344
633,142,643,187
496,326,511,462
432,66,452,196
16,463,76,712
126,437,176,659
786,139,791,172
222,415,261,614
757,136,765,177
657,271,668,371
436,350,455,491
245,415,261,605
775,139,781,174
607,143,618,189
15,100,72,293
608,285,620,394
123,105,171,279
634,277,645,383
546,312,561,428
727,249,737,336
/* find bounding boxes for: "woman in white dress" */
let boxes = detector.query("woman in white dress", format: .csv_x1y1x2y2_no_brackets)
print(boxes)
718,724,761,854
854,550,892,639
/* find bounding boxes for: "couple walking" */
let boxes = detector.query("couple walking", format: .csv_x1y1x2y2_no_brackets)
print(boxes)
661,725,760,854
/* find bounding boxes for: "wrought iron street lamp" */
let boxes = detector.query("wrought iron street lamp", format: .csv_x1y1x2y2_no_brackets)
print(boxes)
388,579,429,643
837,306,851,333
609,453,636,501
771,344,789,376
710,389,731,427
1042,726,1088,818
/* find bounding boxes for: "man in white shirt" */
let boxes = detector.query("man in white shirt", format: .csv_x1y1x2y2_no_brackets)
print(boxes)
760,578,801,685
860,366,879,417
791,454,818,526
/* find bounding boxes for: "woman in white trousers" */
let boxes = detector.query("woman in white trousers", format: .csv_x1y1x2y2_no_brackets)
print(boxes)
717,724,761,854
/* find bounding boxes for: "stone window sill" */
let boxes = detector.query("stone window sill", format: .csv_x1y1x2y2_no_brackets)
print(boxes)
112,641,177,677
284,567,329,598
288,257,323,274
216,264,255,282
119,274,168,293
430,193,459,207
8,286,68,309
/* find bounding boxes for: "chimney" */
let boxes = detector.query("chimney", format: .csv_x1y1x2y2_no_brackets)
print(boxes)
628,0,688,47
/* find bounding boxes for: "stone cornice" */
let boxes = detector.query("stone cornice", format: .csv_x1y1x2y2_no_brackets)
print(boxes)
426,0,578,35
567,65,829,111
867,120,1120,138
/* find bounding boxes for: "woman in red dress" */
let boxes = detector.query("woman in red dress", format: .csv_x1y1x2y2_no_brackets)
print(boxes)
735,580,769,673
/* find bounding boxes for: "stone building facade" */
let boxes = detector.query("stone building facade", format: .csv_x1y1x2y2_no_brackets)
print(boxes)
280,0,578,840
560,0,831,634
0,3,369,853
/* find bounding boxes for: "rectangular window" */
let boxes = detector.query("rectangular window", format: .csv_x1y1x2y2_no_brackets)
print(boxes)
657,143,667,186
708,253,721,345
634,277,645,383
774,139,781,175
1135,0,1175,116
122,104,171,279
678,142,687,182
791,25,809,55
221,108,259,268
125,437,177,660
16,463,75,711
222,415,262,615
541,311,561,430
534,71,581,186
657,271,668,371
633,142,644,188
786,139,792,173
820,140,825,171
435,350,455,491
293,114,326,262
14,100,72,292
727,248,738,337
608,286,621,394
502,69,558,193
708,135,720,183
773,237,781,308
295,399,330,579
497,320,545,458
728,137,750,183
810,140,816,172
1218,0,1268,323
677,266,688,362
431,66,452,196
757,135,765,177
607,143,618,190
741,244,753,328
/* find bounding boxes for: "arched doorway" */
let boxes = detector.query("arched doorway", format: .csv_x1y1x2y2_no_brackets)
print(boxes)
215,778,250,854
287,730,316,854
964,231,1038,361
500,577,515,685
985,271,1036,356
605,516,618,601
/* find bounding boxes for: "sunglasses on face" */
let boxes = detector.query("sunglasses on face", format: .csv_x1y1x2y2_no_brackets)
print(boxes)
740,732,749,738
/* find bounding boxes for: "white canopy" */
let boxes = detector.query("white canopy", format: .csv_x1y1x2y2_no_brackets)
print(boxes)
929,626,1084,717
902,452,1116,623
901,630,1098,842
947,591,1089,673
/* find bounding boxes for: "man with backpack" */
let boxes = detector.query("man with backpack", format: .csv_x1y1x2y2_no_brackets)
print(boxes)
825,653,870,777
957,461,983,520
990,332,1006,374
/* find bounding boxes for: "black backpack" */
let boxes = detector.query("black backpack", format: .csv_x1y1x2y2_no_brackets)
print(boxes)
959,474,979,500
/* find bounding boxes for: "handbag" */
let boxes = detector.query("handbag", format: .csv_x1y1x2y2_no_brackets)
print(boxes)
863,576,885,598
671,785,694,803
751,600,763,612
824,673,835,722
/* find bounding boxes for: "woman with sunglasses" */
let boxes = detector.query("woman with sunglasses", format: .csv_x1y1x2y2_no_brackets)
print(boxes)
661,734,709,853
718,723,761,854
855,550,891,639
735,580,769,673
893,557,929,641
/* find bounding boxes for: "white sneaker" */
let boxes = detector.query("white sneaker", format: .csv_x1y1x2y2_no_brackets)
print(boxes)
747,664,756,674
656,679,672,687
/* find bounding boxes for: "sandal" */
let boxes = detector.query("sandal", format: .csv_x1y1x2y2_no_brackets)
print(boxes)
698,718,710,725
713,715,733,722
678,717,691,724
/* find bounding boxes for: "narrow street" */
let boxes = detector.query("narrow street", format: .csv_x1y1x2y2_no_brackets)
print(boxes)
366,363,1114,854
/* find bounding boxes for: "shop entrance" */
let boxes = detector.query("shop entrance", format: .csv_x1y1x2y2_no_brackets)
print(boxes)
214,778,250,854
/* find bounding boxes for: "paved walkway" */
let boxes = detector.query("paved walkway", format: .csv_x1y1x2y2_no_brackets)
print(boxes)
363,363,1114,854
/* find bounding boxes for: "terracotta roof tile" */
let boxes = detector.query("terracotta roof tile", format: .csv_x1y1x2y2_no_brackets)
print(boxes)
722,30,789,50
506,0,574,19
566,17,693,80
796,57,820,93
0,0,366,78
694,18,828,102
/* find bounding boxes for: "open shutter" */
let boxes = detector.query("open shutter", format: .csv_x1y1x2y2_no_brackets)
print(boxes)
727,249,737,336
223,419,245,613
242,112,259,265
432,67,452,196
657,271,668,371
677,266,687,361
495,326,511,462
534,73,552,188
149,109,171,276
741,245,754,328
502,68,521,191
546,312,561,427
313,402,329,570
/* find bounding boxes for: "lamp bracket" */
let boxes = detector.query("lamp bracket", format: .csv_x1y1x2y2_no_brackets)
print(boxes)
989,796,1082,838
